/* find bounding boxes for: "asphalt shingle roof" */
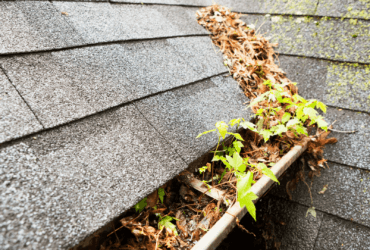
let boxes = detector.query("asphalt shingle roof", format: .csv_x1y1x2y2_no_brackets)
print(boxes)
1,1,369,249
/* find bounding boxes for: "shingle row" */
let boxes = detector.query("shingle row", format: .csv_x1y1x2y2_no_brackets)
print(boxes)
271,161,370,228
0,71,43,143
112,0,317,16
0,75,249,249
113,0,370,19
0,36,225,141
0,1,206,54
232,196,370,249
279,55,370,113
242,14,370,63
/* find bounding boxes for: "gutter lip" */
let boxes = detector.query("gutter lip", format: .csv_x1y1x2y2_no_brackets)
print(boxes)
191,140,309,250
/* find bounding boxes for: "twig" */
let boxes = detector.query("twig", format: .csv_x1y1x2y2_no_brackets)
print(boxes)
328,128,357,134
107,225,125,237
236,221,256,237
155,228,163,250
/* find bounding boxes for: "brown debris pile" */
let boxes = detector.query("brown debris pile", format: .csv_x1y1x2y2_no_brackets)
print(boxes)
196,5,294,100
195,5,337,199
103,5,338,249
102,181,226,250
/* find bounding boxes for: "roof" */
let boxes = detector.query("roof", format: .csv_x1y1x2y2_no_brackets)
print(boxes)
0,1,248,249
1,1,369,249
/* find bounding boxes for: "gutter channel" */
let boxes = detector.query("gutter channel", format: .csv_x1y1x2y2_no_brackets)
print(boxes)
185,141,308,250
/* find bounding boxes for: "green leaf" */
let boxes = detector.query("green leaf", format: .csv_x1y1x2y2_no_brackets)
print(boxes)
271,124,287,136
274,90,283,103
306,207,316,218
226,146,236,156
233,141,244,153
303,107,318,119
158,216,179,235
240,121,257,131
256,118,264,132
257,163,279,184
229,118,241,127
316,101,327,113
282,98,292,104
263,80,272,88
135,197,147,213
228,132,244,141
250,92,269,106
293,94,307,104
158,188,165,204
281,112,291,124
218,156,231,169
306,100,317,109
240,191,258,221
256,108,264,116
216,121,228,139
226,152,246,172
260,129,273,142
286,118,301,128
295,124,308,135
296,106,305,119
316,116,328,131
199,166,208,174
212,155,221,161
237,172,258,220
196,129,216,138
236,171,254,196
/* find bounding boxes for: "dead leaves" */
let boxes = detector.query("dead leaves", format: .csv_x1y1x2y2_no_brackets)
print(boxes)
197,5,291,100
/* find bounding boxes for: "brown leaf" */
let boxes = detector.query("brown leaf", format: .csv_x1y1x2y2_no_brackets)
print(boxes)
146,190,158,208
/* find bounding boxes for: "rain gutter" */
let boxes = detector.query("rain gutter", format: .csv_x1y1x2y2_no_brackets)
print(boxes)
185,140,309,250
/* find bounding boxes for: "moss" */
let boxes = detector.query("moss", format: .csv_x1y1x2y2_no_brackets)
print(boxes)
326,62,370,111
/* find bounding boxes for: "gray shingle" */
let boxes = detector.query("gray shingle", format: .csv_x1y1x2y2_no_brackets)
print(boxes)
317,0,370,20
52,2,206,44
0,45,133,128
324,107,370,170
120,39,201,97
0,1,84,54
111,0,318,15
314,215,370,250
134,76,250,164
0,104,186,249
279,56,370,113
278,55,328,102
167,36,225,78
0,70,43,143
0,37,207,129
270,162,370,228
325,63,370,112
257,197,323,250
242,14,370,63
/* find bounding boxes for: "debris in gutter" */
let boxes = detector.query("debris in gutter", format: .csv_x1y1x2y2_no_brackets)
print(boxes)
100,4,339,249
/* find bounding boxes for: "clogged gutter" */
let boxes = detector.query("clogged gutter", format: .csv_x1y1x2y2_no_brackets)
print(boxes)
102,4,338,250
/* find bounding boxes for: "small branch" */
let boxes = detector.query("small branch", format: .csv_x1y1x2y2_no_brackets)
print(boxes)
155,228,163,250
328,128,357,134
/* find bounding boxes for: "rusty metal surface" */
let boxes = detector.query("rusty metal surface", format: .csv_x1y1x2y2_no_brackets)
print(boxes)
192,141,308,250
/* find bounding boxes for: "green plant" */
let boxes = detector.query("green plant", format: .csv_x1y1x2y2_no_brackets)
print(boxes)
134,197,147,213
197,80,328,220
197,119,279,220
157,215,179,235
158,188,165,204
246,80,328,142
